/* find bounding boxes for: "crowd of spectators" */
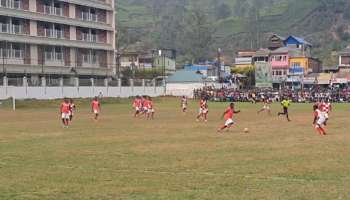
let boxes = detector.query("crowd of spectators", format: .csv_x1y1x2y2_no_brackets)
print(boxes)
193,86,350,103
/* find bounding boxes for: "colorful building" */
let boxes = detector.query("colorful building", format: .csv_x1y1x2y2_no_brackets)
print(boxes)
338,47,350,68
267,34,285,51
269,47,289,81
289,56,321,75
284,36,312,57
234,50,255,69
153,56,176,73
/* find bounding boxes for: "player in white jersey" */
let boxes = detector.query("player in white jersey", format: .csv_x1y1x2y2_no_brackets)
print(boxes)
257,98,271,115
313,104,327,135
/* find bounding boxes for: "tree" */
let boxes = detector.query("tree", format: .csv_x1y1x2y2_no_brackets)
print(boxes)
215,3,232,20
181,5,215,63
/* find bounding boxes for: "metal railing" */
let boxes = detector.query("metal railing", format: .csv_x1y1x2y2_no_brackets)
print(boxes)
0,23,9,33
44,5,63,16
0,0,21,9
81,12,98,22
0,23,23,34
0,49,23,59
94,78,105,86
0,76,165,88
44,52,63,62
46,77,60,86
79,78,92,86
12,24,23,34
82,33,97,42
7,77,22,86
82,54,98,64
44,29,63,39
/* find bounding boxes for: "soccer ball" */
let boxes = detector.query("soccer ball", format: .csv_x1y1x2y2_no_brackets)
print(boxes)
244,128,249,133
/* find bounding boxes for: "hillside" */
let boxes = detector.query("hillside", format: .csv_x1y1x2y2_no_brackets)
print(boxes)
117,0,350,65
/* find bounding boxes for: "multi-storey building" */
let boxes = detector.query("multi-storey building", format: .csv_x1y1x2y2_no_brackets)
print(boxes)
0,0,115,84
234,50,255,69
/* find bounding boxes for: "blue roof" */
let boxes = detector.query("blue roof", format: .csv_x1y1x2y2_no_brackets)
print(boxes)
285,36,312,46
167,70,204,83
184,65,209,71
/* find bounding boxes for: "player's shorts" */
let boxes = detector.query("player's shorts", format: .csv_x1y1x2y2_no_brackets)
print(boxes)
224,118,234,126
61,113,70,119
135,107,140,112
199,108,208,114
263,105,270,110
147,108,155,113
93,109,99,114
316,118,326,127
182,104,187,109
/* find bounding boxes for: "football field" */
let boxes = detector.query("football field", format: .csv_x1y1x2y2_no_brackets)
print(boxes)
0,98,349,200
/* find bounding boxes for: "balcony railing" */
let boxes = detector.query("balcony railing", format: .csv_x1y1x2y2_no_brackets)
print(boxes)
82,33,97,42
0,23,23,34
81,12,98,22
44,29,63,39
235,57,252,65
44,52,63,61
43,5,63,16
82,54,98,64
0,49,23,58
12,24,22,34
0,23,9,33
0,0,21,9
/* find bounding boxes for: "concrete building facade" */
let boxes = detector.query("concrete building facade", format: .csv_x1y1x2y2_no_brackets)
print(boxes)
0,0,115,84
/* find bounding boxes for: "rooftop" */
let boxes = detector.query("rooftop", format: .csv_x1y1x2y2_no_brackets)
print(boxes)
167,70,204,83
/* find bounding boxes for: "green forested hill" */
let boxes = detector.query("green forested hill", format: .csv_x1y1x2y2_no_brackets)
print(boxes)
117,0,350,65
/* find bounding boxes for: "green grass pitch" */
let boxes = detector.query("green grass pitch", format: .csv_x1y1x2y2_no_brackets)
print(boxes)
0,98,349,200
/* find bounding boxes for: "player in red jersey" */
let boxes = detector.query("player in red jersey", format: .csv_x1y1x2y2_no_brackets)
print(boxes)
318,99,331,124
196,97,208,122
181,96,188,113
91,97,101,121
218,103,241,132
313,104,327,135
322,99,332,122
69,99,76,122
60,98,71,128
133,96,142,117
145,96,155,120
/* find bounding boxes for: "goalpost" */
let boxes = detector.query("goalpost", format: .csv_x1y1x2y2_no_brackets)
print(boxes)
12,96,15,111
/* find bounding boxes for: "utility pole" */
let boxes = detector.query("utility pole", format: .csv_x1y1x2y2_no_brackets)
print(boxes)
217,48,221,80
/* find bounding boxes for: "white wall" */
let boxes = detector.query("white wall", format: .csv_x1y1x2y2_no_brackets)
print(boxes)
0,86,165,100
166,83,205,98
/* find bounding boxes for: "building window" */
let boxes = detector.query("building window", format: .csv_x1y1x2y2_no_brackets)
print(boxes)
80,28,97,42
274,56,282,61
291,62,301,67
44,46,63,61
80,7,98,22
0,0,21,9
0,17,9,33
11,19,23,34
0,42,23,59
44,23,63,39
43,0,62,16
82,50,98,64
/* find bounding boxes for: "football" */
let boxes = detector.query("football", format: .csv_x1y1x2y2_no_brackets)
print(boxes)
244,128,249,133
